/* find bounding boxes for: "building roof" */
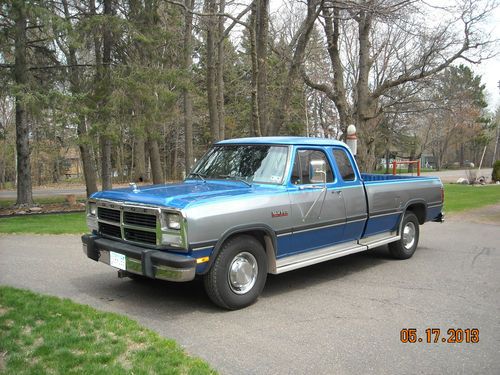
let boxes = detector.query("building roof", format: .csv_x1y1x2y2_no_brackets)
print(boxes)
217,136,346,147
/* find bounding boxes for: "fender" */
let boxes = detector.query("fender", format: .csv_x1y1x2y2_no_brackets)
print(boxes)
397,198,427,233
198,223,278,275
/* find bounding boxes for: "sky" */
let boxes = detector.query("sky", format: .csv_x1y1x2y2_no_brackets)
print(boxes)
475,4,500,111
267,0,500,112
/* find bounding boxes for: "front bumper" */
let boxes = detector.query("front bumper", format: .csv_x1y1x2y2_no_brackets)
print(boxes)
82,234,196,282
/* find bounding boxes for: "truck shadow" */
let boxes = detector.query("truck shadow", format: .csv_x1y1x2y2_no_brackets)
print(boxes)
72,246,397,315
262,245,393,298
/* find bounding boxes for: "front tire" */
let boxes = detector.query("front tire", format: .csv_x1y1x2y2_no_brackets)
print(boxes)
203,235,267,310
389,212,420,259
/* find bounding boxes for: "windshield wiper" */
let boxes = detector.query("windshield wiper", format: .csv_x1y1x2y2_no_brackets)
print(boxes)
218,174,252,187
187,172,206,182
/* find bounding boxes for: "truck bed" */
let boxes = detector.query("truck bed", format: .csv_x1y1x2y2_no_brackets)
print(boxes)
360,173,443,238
361,173,428,182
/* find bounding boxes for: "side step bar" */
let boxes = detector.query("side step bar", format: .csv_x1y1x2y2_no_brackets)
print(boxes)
274,242,367,274
273,232,401,275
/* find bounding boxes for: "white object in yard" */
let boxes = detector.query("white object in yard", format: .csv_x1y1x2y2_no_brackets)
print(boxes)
346,124,357,156
457,178,469,184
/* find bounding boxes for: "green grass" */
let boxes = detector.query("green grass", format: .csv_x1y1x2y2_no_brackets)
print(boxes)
0,212,87,234
0,196,85,208
0,286,215,375
444,184,500,213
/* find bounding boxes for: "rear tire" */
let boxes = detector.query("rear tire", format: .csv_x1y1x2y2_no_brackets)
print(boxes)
203,235,267,310
389,212,420,260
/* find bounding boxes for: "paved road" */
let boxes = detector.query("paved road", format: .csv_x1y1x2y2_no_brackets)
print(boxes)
1,220,499,374
421,168,493,183
0,168,493,199
0,187,88,199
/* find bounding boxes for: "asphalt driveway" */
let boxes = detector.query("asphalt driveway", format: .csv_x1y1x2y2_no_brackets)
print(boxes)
1,219,499,374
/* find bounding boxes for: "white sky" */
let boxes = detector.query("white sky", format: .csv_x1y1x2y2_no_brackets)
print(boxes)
268,0,500,111
475,4,500,111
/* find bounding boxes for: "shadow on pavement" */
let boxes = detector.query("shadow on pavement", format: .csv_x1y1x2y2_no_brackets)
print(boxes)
70,246,394,315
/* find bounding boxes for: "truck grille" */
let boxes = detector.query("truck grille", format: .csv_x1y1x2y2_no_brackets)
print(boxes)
99,222,121,239
125,228,156,244
98,207,120,223
96,202,158,247
124,211,156,228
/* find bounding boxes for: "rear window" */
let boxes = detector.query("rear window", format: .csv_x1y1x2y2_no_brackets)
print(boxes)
333,149,356,181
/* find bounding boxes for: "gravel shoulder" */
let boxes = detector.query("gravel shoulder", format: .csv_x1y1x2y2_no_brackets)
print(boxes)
447,203,500,225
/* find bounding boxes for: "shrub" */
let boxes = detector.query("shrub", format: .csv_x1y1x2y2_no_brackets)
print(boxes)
493,160,500,182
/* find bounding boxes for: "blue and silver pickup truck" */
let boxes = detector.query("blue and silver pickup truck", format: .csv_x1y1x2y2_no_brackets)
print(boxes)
82,137,444,309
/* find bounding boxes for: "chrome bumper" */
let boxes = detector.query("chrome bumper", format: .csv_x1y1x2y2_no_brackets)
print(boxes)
82,234,196,282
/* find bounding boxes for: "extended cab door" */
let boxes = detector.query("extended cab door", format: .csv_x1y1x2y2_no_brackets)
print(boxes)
330,147,367,241
281,148,347,256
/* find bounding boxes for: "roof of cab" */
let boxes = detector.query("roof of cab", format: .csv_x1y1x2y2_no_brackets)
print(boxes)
216,136,347,147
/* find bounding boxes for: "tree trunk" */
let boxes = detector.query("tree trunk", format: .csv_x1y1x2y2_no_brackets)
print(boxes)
205,0,219,142
324,6,351,131
183,0,194,174
13,0,33,206
217,0,226,140
134,137,146,182
100,0,113,190
148,137,163,184
249,2,261,136
256,0,269,135
78,120,98,196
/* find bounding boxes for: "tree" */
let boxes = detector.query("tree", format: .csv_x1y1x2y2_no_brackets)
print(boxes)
183,0,195,174
205,0,220,142
426,65,488,169
303,0,496,170
57,0,98,196
12,0,33,206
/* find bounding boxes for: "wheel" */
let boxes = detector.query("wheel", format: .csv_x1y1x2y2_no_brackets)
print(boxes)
203,235,267,310
389,212,420,259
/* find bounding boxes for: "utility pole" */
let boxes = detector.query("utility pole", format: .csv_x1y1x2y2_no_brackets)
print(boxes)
493,119,499,166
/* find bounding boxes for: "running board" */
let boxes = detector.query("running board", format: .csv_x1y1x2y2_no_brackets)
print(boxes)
359,232,400,249
273,233,402,275
274,241,368,274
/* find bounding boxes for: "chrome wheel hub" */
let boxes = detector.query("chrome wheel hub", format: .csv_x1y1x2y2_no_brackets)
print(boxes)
402,222,416,250
228,252,258,295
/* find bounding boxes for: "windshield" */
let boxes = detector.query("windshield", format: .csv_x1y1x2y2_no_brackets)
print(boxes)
191,145,289,184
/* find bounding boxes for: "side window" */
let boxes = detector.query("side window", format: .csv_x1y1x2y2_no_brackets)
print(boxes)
333,149,356,181
291,149,334,185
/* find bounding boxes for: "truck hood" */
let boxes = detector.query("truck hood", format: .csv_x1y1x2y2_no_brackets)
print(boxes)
90,180,269,210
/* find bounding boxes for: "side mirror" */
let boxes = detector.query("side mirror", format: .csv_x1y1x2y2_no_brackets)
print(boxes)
309,159,326,184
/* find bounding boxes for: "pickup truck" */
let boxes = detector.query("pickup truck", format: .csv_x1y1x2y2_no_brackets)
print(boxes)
82,137,444,309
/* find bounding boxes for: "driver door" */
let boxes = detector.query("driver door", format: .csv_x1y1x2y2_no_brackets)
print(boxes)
285,148,347,255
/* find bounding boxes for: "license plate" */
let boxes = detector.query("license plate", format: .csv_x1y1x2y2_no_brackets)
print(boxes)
109,251,126,270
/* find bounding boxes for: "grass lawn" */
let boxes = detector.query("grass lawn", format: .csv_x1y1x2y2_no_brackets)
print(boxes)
444,184,500,213
0,286,215,374
0,212,87,234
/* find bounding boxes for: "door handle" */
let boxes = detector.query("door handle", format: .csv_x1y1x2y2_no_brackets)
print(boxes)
299,185,324,190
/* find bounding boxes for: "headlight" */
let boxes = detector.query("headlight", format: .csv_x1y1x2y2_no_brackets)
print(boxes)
166,213,181,230
88,202,97,216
